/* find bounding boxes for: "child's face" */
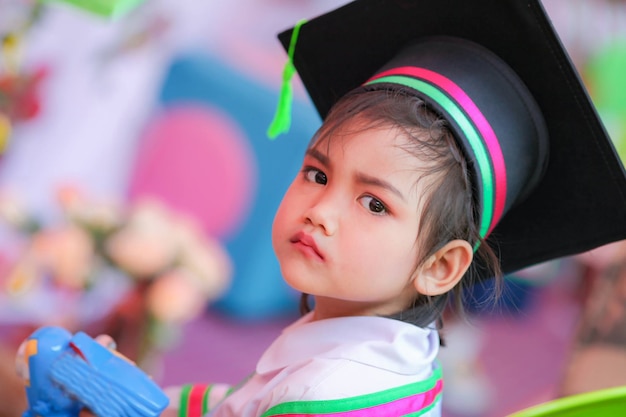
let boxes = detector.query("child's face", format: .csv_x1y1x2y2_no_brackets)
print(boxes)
272,120,434,320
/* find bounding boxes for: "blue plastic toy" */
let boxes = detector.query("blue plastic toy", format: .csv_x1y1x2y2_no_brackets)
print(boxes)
16,326,169,417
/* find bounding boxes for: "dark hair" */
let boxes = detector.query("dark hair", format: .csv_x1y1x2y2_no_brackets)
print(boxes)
299,87,502,328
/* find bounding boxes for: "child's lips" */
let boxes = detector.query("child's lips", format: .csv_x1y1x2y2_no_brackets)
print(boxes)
291,231,324,260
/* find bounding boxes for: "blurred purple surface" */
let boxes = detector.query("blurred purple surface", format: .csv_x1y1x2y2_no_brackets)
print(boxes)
160,310,296,387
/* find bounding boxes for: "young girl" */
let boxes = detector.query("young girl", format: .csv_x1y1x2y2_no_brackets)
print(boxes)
86,0,626,416
166,79,482,417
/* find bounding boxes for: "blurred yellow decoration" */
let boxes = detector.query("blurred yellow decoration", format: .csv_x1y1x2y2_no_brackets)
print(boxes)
5,256,38,296
0,114,11,152
1,34,21,76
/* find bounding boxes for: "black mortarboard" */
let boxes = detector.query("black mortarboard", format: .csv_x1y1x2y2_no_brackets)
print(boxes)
276,0,626,277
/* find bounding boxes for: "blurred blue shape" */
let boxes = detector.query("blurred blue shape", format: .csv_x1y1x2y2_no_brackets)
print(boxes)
158,52,320,320
464,275,539,315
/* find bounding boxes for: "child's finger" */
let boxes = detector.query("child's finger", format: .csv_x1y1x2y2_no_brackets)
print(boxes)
79,408,95,417
94,334,117,350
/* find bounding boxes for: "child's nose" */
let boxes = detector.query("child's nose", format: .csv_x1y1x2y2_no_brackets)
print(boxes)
304,194,339,236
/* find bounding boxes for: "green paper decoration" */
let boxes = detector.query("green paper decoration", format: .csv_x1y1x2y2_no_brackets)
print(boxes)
585,40,626,163
40,0,148,19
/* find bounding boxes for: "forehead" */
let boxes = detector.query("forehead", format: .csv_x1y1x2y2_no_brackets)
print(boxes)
310,117,437,187
311,115,432,167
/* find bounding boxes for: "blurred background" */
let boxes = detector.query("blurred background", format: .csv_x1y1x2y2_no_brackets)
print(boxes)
0,1,625,416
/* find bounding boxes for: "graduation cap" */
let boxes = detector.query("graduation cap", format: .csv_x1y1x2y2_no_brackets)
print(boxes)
275,0,626,277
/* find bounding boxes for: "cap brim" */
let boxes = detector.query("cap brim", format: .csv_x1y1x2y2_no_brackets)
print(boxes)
278,0,626,276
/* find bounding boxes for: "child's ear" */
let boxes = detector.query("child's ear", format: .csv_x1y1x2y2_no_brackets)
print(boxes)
413,240,473,296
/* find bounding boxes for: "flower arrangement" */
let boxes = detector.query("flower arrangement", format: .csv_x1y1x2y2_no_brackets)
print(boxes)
0,185,232,366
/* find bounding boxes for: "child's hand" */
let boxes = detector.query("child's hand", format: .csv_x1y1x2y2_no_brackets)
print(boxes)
78,334,172,417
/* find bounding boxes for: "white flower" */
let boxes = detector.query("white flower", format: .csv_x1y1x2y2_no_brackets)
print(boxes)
146,268,207,324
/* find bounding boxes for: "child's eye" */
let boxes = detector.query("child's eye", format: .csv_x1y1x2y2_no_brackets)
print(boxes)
303,167,327,185
359,196,388,215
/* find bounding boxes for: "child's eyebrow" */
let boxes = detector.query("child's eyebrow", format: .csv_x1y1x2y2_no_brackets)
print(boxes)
355,172,406,202
306,147,405,201
305,148,330,166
